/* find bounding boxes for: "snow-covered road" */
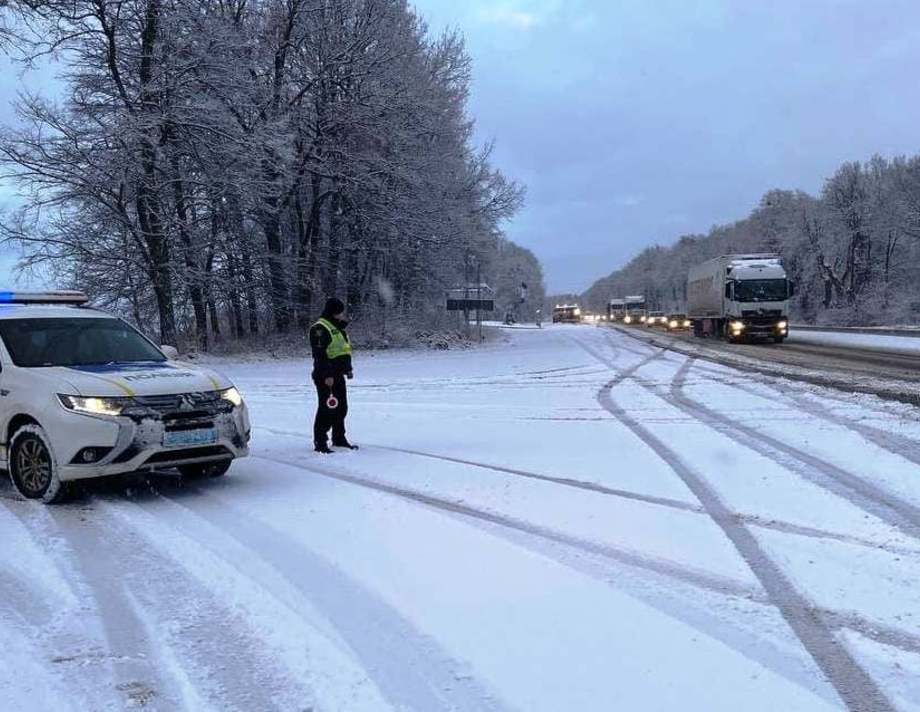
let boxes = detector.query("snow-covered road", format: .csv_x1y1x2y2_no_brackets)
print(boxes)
2,325,919,711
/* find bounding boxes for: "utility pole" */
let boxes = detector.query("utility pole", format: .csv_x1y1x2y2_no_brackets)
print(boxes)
463,255,471,337
476,261,483,343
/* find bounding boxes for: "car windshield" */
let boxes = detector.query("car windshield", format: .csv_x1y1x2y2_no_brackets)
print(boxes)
733,279,788,302
0,317,165,368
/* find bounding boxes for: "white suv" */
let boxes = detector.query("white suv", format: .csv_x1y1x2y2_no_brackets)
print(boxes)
0,292,250,502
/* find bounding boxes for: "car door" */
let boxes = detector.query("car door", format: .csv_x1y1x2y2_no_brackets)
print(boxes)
0,335,10,467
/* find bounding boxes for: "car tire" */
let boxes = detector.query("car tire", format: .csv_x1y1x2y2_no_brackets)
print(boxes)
179,460,232,479
9,424,71,504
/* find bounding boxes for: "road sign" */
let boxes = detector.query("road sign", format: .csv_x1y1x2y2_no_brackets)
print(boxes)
447,299,494,312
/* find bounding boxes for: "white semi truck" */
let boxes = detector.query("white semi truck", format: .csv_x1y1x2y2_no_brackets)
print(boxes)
622,295,646,325
607,298,626,322
687,254,793,343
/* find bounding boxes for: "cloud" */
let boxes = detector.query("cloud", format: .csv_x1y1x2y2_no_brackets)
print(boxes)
615,194,643,208
477,6,540,30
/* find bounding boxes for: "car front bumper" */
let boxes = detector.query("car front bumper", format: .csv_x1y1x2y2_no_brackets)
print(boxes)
53,397,251,482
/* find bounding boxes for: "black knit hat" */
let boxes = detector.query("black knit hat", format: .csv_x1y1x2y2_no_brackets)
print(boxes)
322,297,346,318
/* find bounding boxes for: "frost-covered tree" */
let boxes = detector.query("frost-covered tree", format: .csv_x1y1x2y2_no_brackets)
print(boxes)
0,0,525,347
582,152,920,326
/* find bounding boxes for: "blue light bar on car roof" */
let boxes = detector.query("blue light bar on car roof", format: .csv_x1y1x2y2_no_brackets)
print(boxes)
0,291,89,305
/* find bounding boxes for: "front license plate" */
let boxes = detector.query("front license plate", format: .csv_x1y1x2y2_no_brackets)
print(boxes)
163,428,218,447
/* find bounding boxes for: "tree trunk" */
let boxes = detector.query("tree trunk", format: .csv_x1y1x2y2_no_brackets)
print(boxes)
134,0,176,345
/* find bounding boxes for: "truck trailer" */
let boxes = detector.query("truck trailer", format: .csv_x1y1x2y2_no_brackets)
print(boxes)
687,254,792,343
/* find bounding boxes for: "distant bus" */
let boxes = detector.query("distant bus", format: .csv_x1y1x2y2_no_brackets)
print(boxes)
607,298,626,321
552,304,582,324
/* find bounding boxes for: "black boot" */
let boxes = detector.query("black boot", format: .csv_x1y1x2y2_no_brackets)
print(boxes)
314,443,334,454
333,439,359,450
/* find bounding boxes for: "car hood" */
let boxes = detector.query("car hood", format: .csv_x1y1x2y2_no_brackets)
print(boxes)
52,360,232,397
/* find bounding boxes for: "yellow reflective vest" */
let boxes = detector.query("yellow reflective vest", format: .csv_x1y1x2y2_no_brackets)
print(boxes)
314,318,353,360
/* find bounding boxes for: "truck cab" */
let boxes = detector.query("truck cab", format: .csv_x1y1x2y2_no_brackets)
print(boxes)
552,305,582,324
688,255,792,343
607,299,626,322
622,296,647,325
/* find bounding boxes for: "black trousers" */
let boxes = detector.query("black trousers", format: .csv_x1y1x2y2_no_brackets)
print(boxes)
313,375,348,446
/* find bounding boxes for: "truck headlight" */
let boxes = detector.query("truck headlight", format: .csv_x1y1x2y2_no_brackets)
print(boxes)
777,321,788,330
683,320,691,327
220,387,244,408
731,321,745,331
669,320,678,328
58,394,129,417
624,316,632,324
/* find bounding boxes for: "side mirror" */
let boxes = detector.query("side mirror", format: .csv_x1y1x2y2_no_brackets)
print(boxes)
160,345,180,360
724,282,732,299
788,281,795,297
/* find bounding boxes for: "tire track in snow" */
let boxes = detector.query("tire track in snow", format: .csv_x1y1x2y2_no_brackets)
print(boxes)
249,453,920,695
0,500,138,711
601,329,920,541
96,492,388,712
93,494,319,712
41,504,187,711
364,443,920,558
256,425,700,513
252,454,762,602
662,359,920,543
577,332,897,712
149,481,512,712
14,493,295,711
259,422,920,567
687,361,920,470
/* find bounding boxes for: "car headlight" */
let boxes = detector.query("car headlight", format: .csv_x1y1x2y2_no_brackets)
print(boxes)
220,387,244,408
624,316,632,323
777,321,788,330
731,321,745,331
683,320,691,327
669,321,678,328
58,394,129,416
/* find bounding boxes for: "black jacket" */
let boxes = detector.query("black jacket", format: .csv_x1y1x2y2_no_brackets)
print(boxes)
310,317,353,379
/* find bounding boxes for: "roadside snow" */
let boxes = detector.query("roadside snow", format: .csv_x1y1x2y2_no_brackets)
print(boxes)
2,324,919,710
789,330,920,355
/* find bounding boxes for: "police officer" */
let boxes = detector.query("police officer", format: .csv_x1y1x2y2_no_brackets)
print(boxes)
310,297,357,453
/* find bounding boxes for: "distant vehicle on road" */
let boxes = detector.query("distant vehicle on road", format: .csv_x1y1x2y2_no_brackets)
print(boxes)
687,254,792,343
552,304,582,324
644,311,666,327
667,313,692,331
607,298,626,322
622,295,646,325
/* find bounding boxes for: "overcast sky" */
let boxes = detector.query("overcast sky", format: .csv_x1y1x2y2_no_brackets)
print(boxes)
412,0,920,293
3,1,920,292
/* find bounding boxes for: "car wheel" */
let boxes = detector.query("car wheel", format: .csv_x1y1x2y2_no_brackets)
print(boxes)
179,460,232,479
9,425,70,503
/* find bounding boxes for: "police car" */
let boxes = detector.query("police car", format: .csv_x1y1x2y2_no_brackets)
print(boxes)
0,291,250,502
